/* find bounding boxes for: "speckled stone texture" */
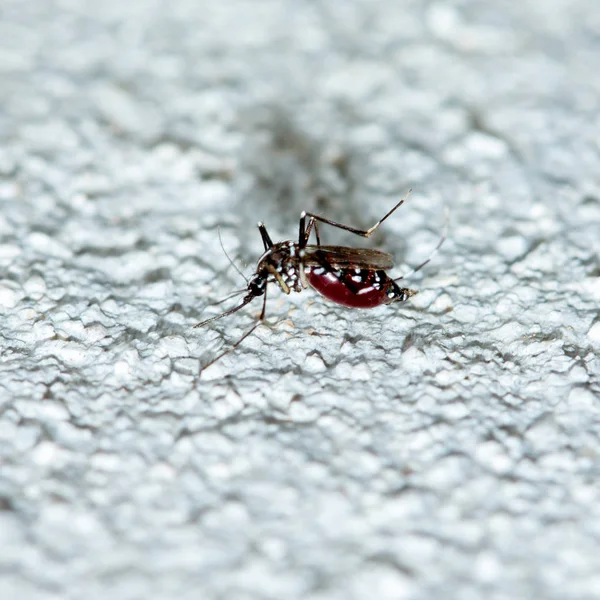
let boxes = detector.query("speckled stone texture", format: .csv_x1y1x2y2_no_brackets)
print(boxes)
1,1,599,599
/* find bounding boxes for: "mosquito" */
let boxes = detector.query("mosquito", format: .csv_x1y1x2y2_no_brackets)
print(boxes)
195,190,446,369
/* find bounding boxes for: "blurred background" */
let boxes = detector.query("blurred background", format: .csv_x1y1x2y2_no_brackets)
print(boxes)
1,1,599,599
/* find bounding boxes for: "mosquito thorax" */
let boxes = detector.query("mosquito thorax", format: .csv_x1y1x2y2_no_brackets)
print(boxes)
257,241,303,294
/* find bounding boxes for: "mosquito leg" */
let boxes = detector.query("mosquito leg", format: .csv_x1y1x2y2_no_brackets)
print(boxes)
394,207,448,281
257,286,268,320
313,220,321,246
299,212,308,247
258,222,274,250
299,214,322,248
301,190,412,239
200,288,268,372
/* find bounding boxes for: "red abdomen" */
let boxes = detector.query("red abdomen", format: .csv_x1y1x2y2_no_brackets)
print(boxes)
307,268,391,309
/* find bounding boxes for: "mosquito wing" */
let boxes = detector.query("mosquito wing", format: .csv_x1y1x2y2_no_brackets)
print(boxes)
303,245,394,270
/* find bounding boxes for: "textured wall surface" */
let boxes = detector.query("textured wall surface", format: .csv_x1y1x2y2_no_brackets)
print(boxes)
1,1,600,599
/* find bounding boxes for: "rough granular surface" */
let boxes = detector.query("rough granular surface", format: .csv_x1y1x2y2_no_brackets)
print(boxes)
1,1,599,599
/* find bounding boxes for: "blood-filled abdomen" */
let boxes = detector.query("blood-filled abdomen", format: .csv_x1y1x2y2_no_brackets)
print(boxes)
307,267,392,309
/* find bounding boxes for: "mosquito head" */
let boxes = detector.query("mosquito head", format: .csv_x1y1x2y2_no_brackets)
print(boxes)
247,272,267,297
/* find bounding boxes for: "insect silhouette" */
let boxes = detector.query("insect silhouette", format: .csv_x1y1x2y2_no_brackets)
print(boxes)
195,190,445,369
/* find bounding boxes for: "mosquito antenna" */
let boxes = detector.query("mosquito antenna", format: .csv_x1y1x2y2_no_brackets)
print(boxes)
209,288,246,306
194,294,255,328
218,227,248,284
395,207,449,281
